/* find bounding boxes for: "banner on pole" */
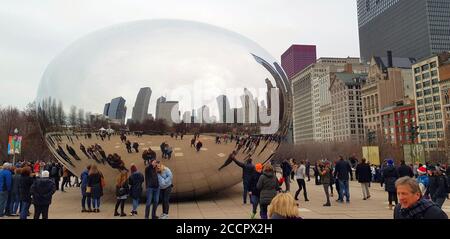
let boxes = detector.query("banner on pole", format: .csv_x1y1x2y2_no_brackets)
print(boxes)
362,146,380,166
403,144,425,165
7,135,22,155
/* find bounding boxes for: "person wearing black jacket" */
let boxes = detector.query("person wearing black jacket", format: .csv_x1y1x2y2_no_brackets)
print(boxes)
280,159,292,192
114,171,129,217
145,160,160,219
398,160,414,178
394,176,448,219
128,164,144,216
232,157,255,205
30,171,56,219
427,167,448,208
355,158,372,200
382,159,399,210
19,167,34,219
334,156,352,203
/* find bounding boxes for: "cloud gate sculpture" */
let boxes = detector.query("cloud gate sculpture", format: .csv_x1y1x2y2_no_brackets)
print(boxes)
36,19,291,199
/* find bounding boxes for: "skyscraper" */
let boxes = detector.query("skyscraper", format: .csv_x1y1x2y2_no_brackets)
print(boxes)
103,103,110,116
281,45,317,80
156,98,178,125
132,87,152,123
107,97,127,124
358,0,450,62
216,95,232,123
155,96,166,120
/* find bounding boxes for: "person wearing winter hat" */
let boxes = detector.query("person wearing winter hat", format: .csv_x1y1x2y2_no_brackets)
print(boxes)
30,170,56,219
416,165,429,196
249,163,263,219
381,159,399,210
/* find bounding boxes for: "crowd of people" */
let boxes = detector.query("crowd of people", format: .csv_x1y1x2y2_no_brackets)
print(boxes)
227,150,449,219
0,162,56,219
77,159,173,219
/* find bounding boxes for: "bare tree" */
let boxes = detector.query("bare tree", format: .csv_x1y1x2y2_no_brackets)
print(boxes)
69,106,77,127
77,108,85,127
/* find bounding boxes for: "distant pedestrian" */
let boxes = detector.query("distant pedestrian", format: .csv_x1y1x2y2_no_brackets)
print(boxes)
355,158,372,200
320,162,332,207
334,156,352,203
280,159,292,192
294,160,309,202
305,160,311,182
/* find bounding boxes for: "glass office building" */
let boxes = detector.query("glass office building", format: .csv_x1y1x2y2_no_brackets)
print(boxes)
358,0,450,62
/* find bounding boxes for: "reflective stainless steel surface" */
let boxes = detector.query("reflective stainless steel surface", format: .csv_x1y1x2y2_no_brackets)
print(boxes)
36,19,290,199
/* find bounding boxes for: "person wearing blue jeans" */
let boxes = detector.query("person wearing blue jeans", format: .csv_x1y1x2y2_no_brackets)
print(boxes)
145,187,160,219
157,163,173,219
144,160,160,219
80,166,92,212
20,201,30,219
0,163,13,217
338,179,350,202
129,164,144,216
18,166,33,219
334,156,352,203
231,157,254,204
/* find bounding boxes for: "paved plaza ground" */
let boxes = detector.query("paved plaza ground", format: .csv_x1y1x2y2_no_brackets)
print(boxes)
2,177,449,219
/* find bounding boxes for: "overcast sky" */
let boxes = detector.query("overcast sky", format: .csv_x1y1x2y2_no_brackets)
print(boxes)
0,0,360,109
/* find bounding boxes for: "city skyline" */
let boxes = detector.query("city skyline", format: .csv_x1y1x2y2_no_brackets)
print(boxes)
100,86,272,125
1,0,360,109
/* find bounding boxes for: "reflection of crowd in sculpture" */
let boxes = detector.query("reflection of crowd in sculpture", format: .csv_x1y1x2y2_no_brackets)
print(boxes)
106,154,127,171
159,142,173,159
142,149,156,165
125,140,140,153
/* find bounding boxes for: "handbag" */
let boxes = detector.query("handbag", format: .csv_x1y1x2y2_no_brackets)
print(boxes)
86,187,92,193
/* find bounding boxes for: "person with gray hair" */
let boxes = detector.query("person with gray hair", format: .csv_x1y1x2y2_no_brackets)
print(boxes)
0,163,13,217
30,170,56,219
394,176,448,219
